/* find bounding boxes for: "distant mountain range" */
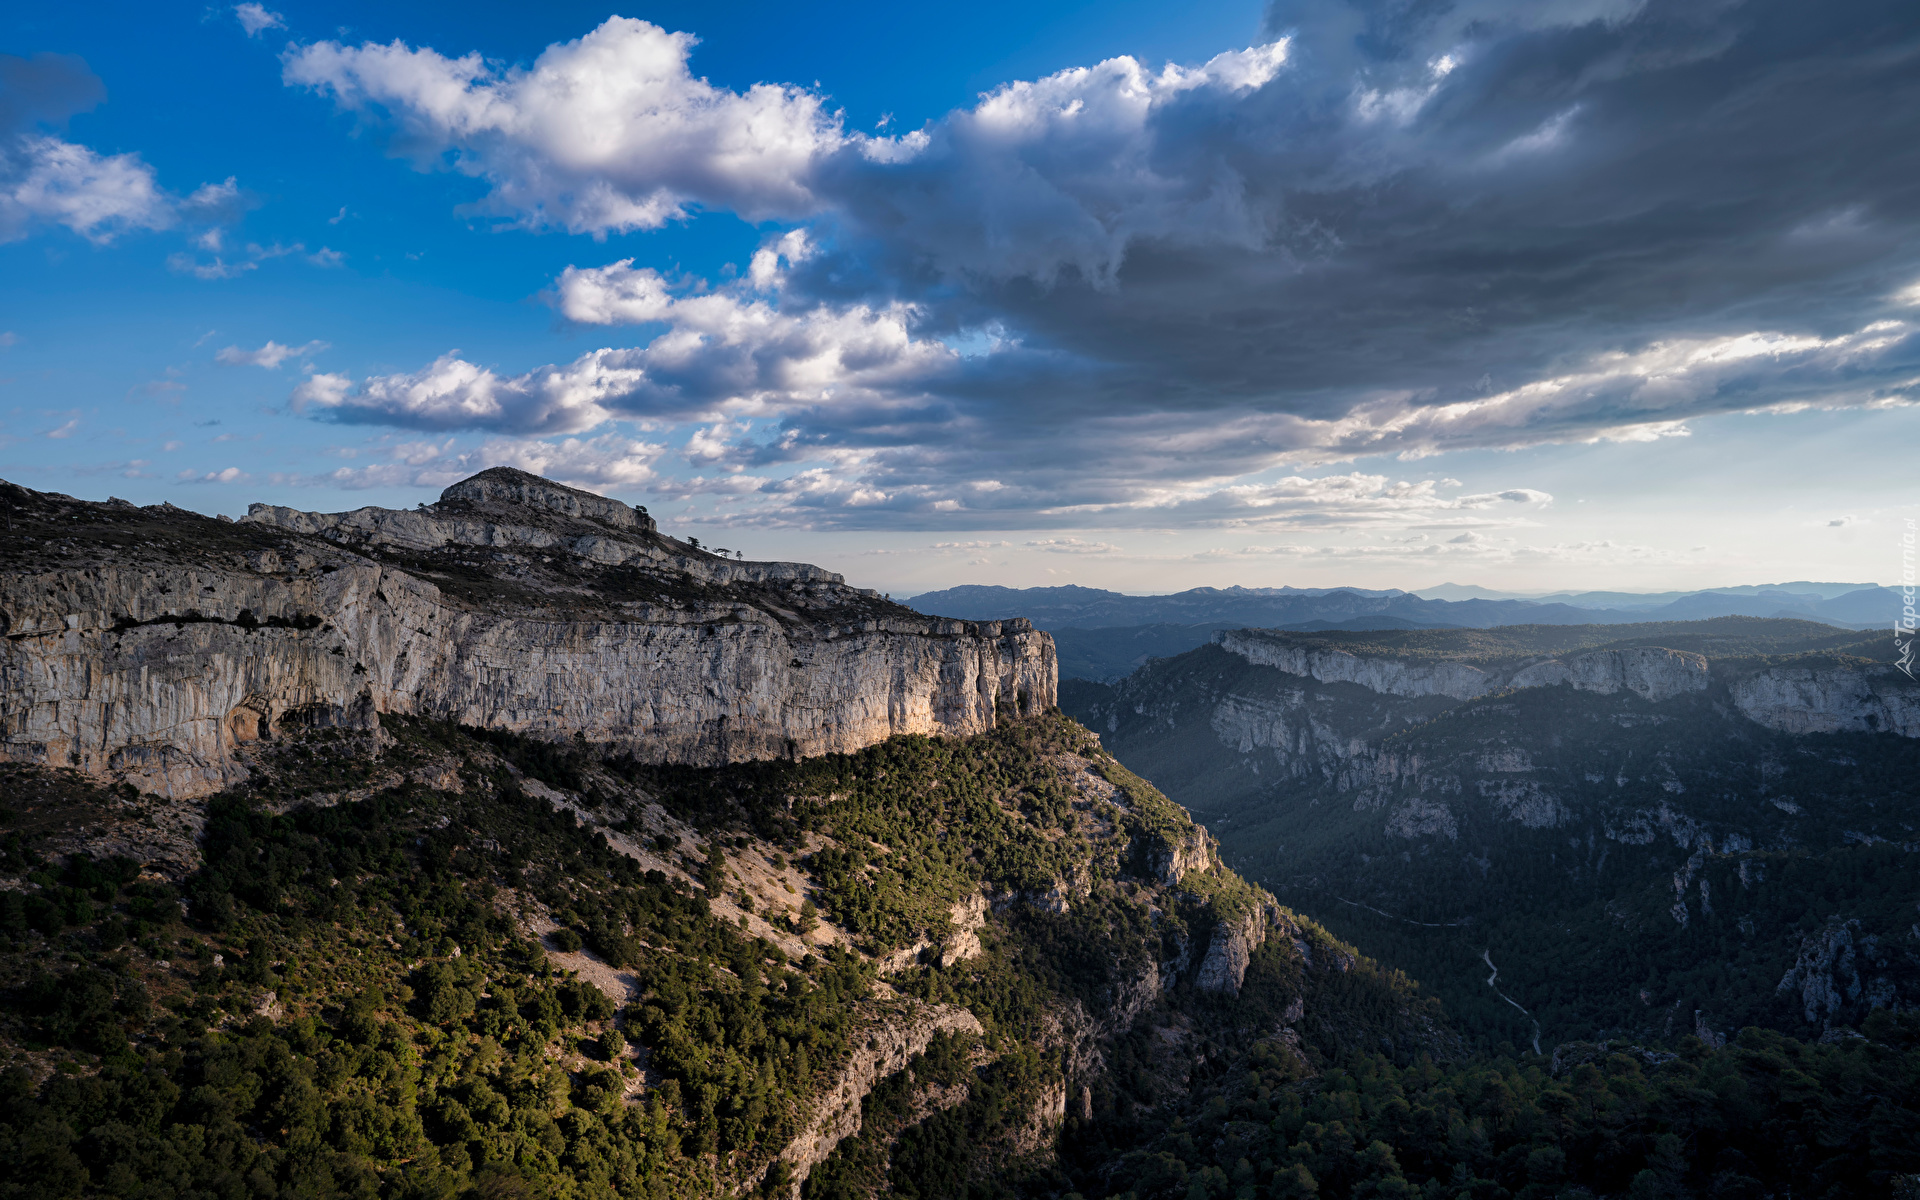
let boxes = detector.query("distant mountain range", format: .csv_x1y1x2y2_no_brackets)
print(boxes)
905,582,1900,680
1413,579,1879,605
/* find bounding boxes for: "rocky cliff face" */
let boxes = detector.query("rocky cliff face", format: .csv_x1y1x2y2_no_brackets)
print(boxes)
0,470,1055,797
1729,665,1920,736
1214,627,1912,733
1215,629,1714,704
1062,622,1920,1047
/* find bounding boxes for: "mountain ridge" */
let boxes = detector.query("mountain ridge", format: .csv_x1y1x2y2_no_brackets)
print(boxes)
907,580,1896,631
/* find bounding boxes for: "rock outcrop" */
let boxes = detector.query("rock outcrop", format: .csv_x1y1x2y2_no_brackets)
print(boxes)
1508,647,1710,702
1195,907,1267,995
1150,825,1215,886
776,998,985,1195
1216,629,1711,705
0,471,1056,796
1215,630,1496,699
1730,665,1920,736
1194,900,1306,996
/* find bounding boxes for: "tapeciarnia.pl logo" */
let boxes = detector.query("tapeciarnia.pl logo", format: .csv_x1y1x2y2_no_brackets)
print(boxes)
1898,517,1916,680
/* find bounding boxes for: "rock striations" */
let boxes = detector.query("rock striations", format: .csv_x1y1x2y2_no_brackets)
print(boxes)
0,469,1055,796
1213,627,1913,734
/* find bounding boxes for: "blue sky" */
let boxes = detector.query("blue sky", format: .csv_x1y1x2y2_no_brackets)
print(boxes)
2,0,1914,595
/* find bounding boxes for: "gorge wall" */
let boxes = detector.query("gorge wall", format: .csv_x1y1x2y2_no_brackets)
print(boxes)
0,469,1055,797
1213,627,1918,733
1060,620,1920,1045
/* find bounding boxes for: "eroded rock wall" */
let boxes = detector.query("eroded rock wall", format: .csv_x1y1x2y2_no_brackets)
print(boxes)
1215,630,1713,705
1730,665,1920,736
0,473,1056,796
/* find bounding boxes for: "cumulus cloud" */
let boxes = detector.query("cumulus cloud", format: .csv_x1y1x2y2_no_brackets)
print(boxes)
278,2,1920,530
306,251,958,435
0,135,174,243
284,16,1289,271
179,467,248,484
282,18,842,234
292,352,643,434
216,339,327,368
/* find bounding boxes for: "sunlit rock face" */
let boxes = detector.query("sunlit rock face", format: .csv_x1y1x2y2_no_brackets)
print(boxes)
0,469,1056,796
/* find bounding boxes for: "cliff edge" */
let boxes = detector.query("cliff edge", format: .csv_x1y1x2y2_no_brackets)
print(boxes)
0,469,1056,796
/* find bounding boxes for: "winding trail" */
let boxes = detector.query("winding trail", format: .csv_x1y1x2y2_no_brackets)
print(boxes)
1330,896,1476,928
1481,949,1542,1055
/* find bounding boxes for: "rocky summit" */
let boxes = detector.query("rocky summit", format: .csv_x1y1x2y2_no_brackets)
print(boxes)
0,469,1055,797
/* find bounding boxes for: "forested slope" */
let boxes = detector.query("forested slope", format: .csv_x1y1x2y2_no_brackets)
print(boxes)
2,708,1917,1199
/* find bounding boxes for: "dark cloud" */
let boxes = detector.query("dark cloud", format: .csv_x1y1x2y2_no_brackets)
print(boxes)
292,0,1920,528
0,53,105,133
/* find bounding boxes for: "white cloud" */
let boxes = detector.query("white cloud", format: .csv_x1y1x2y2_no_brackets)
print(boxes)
271,10,1920,534
932,540,1011,552
168,252,254,279
233,4,285,37
1025,537,1121,554
1290,321,1920,461
0,135,174,243
179,467,249,483
292,350,645,434
1033,472,1554,530
308,252,957,435
283,17,841,234
276,432,666,492
1490,106,1580,161
169,238,311,280
184,177,243,214
216,338,328,368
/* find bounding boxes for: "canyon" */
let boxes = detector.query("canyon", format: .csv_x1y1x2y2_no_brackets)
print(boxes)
1063,620,1920,1048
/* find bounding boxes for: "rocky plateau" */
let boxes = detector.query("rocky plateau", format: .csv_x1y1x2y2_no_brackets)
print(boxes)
0,469,1056,798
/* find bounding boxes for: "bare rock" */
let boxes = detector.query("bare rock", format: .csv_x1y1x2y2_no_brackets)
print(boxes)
1731,666,1920,737
0,472,1057,795
1195,905,1271,996
1150,825,1215,886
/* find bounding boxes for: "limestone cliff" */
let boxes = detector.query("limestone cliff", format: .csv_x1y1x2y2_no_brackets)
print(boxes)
1728,664,1920,736
0,470,1055,796
1215,629,1712,704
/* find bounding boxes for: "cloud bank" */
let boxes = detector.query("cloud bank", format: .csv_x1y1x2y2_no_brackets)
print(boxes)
282,0,1920,529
